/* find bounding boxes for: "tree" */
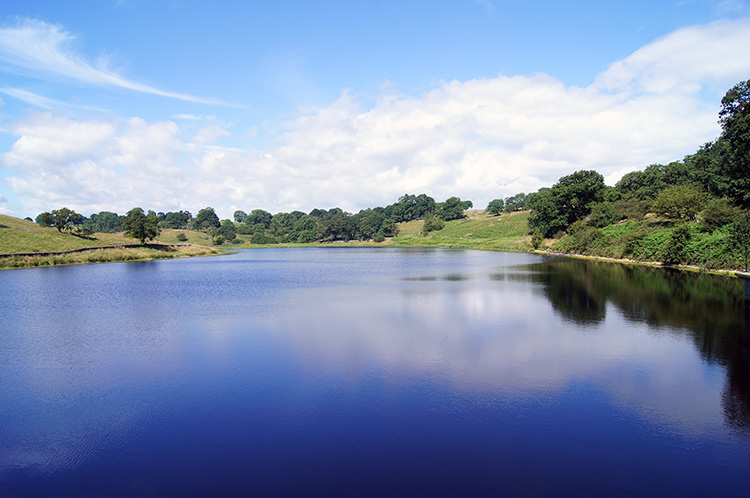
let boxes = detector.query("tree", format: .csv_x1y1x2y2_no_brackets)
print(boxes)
486,199,504,216
38,207,84,232
194,207,221,229
233,210,248,223
589,202,619,228
122,207,160,244
218,219,237,241
527,188,568,237
701,198,738,232
662,223,691,266
35,211,54,227
437,196,468,221
423,212,444,233
504,193,526,212
719,80,750,208
652,185,705,221
89,211,121,233
551,170,606,226
164,210,192,229
246,209,272,227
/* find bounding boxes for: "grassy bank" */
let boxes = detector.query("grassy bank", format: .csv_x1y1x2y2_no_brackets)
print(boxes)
550,217,746,272
0,215,218,270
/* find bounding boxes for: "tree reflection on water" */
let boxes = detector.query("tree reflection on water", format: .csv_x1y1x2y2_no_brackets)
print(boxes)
508,257,750,436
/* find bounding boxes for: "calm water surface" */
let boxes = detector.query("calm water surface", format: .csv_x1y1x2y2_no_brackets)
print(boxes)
1,248,749,496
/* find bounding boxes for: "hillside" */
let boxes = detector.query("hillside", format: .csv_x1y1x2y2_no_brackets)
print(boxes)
389,210,531,252
0,214,217,269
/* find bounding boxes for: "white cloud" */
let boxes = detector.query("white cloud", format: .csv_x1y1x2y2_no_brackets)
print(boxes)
2,17,749,218
192,126,231,145
0,18,223,105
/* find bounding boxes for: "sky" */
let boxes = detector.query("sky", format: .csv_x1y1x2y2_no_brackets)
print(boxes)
0,1,749,219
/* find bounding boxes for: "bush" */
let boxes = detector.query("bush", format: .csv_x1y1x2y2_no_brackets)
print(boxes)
557,221,606,255
423,213,445,233
653,185,705,221
589,202,619,228
662,223,692,265
250,232,277,244
701,198,738,232
231,238,244,244
615,199,650,221
531,231,544,249
373,232,385,243
214,235,225,245
176,232,188,242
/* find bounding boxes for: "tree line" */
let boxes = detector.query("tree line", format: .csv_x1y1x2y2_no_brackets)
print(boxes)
35,194,473,246
498,79,750,268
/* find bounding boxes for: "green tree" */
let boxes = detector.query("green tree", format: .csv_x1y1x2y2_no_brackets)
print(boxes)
122,207,160,244
551,170,606,226
164,210,192,229
719,80,750,208
194,207,221,229
233,210,248,223
35,211,54,227
662,223,692,266
701,198,738,232
504,193,526,212
652,185,705,221
527,188,567,237
437,196,468,221
589,202,619,228
423,212,445,233
89,211,121,233
246,209,272,228
218,219,237,241
39,207,83,232
486,199,504,216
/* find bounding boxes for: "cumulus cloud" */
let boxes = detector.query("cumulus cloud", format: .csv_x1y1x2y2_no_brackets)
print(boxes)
2,17,750,218
0,18,223,105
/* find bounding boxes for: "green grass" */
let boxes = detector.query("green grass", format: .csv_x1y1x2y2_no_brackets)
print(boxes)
0,214,218,269
388,210,531,252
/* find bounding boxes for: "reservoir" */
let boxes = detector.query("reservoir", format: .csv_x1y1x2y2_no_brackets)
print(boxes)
1,248,749,496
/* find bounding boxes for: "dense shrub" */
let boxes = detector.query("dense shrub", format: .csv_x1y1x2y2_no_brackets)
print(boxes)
589,202,619,228
701,198,738,232
662,223,692,265
250,232,277,244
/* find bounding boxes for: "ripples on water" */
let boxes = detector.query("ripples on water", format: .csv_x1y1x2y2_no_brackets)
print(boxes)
1,248,749,496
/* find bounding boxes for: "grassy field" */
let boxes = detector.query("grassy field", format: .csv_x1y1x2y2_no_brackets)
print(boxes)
388,210,531,251
0,215,218,270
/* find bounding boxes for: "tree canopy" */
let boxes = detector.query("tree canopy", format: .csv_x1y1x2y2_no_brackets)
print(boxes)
122,208,160,244
719,79,750,208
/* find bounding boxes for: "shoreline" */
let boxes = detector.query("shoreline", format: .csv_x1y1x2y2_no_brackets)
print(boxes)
534,249,746,278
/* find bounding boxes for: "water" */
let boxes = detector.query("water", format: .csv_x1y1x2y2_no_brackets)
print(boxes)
1,248,749,496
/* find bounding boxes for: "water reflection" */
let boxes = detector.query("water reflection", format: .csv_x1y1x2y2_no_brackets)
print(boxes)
510,258,750,436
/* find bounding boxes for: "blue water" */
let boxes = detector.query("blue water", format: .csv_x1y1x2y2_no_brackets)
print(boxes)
1,248,749,496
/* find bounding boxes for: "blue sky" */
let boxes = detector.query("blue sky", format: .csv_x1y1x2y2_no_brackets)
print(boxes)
1,1,749,219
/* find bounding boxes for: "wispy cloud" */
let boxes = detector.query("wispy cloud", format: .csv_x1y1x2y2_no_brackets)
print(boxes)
0,18,224,105
0,87,107,111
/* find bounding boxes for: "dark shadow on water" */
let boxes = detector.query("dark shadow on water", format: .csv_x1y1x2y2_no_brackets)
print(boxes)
516,257,750,436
